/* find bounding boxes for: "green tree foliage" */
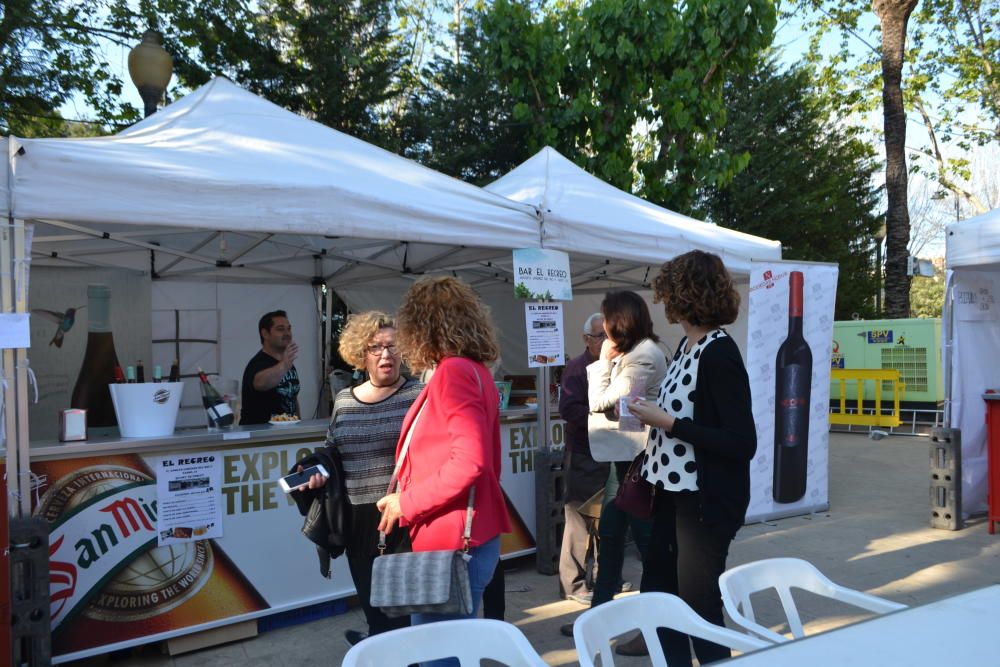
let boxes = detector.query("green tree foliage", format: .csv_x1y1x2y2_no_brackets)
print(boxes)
1,0,137,136
797,0,999,214
700,58,883,319
909,262,946,317
107,0,405,146
399,19,533,183
474,0,777,212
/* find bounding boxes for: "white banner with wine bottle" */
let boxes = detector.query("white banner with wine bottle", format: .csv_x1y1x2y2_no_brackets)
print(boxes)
745,261,838,522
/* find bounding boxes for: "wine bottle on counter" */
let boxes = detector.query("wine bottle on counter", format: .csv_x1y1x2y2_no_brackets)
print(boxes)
70,284,121,428
772,271,812,504
153,365,163,383
168,359,181,383
125,366,136,383
136,360,145,383
198,368,235,428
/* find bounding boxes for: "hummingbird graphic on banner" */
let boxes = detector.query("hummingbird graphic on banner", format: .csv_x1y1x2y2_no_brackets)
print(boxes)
32,306,86,347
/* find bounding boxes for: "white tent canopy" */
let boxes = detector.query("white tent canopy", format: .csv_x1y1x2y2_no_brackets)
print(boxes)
5,77,538,248
3,79,783,367
486,147,782,275
944,208,1000,515
947,208,1000,270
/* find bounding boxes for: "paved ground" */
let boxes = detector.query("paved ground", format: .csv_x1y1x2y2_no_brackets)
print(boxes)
66,431,1000,666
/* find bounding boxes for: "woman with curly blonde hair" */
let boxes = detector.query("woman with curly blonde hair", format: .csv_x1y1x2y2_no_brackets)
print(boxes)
628,250,756,666
303,310,421,646
376,277,510,636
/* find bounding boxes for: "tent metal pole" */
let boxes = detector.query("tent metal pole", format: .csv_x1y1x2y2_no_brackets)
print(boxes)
13,221,30,516
227,233,273,263
32,228,198,244
31,250,145,271
156,231,220,274
36,219,218,265
942,273,954,428
1,218,21,518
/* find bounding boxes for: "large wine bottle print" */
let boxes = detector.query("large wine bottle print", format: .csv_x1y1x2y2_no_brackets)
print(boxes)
70,284,120,428
772,271,812,503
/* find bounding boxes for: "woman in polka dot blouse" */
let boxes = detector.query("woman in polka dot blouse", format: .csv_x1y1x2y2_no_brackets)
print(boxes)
628,250,757,666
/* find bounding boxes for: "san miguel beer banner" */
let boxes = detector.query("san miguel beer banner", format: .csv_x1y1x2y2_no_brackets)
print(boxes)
29,444,337,661
745,261,838,523
26,421,555,659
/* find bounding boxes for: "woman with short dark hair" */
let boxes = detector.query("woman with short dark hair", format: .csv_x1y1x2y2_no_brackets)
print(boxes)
629,250,757,665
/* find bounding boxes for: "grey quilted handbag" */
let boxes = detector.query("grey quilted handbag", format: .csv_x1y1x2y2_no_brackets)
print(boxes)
369,515,474,617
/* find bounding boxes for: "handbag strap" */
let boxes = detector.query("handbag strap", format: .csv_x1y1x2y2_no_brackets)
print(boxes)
378,365,485,555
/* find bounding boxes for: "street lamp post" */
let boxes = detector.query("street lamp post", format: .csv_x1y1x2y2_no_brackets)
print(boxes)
128,30,173,117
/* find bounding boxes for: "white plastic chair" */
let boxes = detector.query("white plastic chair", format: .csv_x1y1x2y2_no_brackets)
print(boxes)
719,557,907,643
341,618,548,666
573,592,770,667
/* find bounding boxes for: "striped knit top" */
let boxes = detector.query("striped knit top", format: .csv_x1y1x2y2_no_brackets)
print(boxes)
325,379,423,505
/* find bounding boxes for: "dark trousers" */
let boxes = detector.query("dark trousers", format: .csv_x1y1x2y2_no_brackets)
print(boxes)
482,562,505,620
591,460,652,606
346,547,410,635
640,492,738,666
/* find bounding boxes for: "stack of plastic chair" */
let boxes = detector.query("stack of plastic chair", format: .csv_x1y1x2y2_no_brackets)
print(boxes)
573,592,770,667
341,618,548,667
719,557,907,643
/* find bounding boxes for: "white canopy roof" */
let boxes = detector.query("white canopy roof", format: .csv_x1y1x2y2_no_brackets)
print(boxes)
4,81,779,290
5,77,538,249
486,147,782,275
946,208,1000,270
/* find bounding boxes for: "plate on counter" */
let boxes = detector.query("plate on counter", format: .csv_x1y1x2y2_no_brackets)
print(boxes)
269,417,301,426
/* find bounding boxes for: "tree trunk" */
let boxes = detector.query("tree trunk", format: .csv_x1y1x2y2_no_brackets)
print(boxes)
874,0,918,319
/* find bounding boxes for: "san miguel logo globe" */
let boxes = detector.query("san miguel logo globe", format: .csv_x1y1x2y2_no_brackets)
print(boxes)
153,388,171,405
32,454,268,656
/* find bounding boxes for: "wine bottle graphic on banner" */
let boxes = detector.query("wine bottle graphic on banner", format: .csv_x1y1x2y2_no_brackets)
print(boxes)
197,368,235,427
773,271,812,503
70,284,121,427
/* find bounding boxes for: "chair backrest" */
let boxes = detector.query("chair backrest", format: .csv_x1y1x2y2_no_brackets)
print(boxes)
573,592,769,667
341,618,548,667
719,557,908,643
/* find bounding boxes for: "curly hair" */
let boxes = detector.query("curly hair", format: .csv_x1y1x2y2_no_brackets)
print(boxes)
396,276,499,372
338,310,396,370
652,250,740,327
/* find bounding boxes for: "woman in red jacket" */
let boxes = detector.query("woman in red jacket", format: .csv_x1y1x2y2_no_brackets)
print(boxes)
376,276,510,628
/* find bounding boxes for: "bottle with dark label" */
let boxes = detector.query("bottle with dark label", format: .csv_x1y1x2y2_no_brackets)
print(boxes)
136,360,145,383
168,359,180,383
70,284,121,428
772,271,812,504
197,368,235,428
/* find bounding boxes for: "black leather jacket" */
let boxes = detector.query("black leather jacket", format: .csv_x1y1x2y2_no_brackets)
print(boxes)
289,448,348,577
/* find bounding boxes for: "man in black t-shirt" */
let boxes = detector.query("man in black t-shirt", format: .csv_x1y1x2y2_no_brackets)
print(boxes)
240,310,301,424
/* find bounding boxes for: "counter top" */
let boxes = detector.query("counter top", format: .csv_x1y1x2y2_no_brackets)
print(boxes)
20,419,331,460
14,407,554,461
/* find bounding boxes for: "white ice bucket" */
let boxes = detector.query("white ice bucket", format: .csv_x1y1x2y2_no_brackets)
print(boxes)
109,382,184,438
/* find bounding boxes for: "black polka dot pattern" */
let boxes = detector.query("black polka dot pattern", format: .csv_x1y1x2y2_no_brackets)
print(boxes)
639,329,728,492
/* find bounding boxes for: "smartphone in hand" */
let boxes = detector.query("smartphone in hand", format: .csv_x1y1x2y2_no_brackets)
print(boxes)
278,464,329,493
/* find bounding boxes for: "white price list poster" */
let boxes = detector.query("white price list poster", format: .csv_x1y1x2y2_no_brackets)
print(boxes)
154,453,224,546
525,302,566,368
